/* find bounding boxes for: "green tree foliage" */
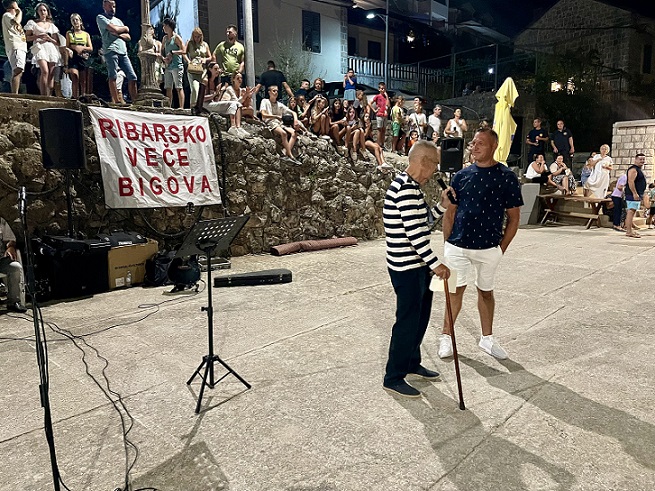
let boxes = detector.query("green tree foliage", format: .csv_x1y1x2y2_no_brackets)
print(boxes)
154,0,179,40
266,32,323,92
533,49,615,151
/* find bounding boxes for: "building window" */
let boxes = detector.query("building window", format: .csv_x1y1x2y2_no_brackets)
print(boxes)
643,44,653,74
348,36,357,56
302,11,321,53
368,40,382,61
237,0,259,43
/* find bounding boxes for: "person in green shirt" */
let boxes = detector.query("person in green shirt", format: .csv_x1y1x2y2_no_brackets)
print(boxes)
212,24,244,85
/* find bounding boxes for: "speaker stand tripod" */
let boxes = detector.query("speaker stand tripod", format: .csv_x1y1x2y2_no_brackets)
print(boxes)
179,216,251,413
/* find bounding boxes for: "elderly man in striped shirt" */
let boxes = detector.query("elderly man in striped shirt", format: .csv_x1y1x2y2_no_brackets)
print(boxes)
383,139,452,398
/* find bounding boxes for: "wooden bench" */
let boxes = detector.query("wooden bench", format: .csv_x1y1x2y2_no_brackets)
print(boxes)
539,194,612,229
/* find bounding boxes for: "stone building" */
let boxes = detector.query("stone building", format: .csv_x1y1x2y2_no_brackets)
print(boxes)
611,119,654,181
514,0,655,93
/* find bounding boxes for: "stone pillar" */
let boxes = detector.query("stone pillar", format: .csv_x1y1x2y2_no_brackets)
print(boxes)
612,119,655,181
134,0,170,107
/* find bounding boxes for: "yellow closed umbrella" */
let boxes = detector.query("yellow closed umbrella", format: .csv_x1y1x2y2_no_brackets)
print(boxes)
492,77,519,164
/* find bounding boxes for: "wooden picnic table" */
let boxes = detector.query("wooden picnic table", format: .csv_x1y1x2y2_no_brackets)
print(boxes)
539,194,612,229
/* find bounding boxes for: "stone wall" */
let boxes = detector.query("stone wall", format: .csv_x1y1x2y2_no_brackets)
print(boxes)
514,0,635,73
611,119,655,181
0,95,440,255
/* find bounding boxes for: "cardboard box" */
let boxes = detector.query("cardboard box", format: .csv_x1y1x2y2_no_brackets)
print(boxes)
108,239,159,289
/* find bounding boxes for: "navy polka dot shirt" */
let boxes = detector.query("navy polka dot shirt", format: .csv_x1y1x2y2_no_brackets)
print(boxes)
447,163,524,250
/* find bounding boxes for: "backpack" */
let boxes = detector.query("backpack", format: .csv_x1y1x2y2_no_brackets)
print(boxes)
144,250,175,287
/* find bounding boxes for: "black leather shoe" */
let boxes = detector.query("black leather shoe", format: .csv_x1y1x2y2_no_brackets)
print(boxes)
7,302,27,313
410,366,440,380
383,380,421,398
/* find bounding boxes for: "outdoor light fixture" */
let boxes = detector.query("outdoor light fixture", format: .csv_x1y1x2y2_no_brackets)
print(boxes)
488,67,494,74
550,81,562,92
365,0,389,86
407,30,415,43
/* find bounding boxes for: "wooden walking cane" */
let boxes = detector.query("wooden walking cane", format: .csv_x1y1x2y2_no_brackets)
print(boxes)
444,279,466,410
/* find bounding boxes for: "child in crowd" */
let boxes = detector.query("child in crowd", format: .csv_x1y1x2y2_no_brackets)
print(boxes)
361,111,393,173
390,96,405,156
330,98,346,147
345,104,363,160
647,182,655,229
371,82,390,149
309,95,331,139
580,155,595,196
406,130,419,155
343,68,357,103
287,97,307,133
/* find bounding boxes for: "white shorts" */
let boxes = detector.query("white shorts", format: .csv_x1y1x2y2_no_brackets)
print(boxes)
376,116,386,130
9,49,27,72
443,242,503,291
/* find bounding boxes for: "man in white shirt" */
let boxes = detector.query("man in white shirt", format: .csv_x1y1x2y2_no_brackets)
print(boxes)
427,105,442,141
407,97,427,138
2,0,28,94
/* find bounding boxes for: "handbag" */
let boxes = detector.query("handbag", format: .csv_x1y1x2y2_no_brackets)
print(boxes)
187,61,204,75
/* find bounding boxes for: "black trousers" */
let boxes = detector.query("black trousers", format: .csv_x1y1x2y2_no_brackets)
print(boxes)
384,266,433,385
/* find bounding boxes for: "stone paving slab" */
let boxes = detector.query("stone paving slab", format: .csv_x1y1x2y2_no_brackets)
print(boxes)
1,225,654,491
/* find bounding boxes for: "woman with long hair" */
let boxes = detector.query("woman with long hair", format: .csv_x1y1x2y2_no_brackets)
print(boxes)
24,3,61,95
202,64,247,137
329,98,346,146
229,71,256,120
185,27,211,106
345,104,363,160
309,95,331,139
65,13,92,98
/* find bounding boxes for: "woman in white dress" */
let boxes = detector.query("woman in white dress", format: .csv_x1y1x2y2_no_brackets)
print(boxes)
584,144,613,198
24,3,61,96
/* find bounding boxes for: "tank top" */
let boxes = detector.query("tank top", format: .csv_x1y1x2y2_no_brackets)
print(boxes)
67,30,89,46
163,35,182,70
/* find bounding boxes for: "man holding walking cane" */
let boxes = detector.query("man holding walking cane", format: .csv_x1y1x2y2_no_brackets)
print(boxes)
438,127,523,360
382,140,452,398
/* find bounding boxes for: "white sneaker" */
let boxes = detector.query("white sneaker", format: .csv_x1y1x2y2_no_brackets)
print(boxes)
227,126,240,136
438,334,453,358
236,127,249,138
479,335,508,359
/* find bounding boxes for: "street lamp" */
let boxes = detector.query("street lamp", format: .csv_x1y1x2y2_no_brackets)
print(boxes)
366,0,389,87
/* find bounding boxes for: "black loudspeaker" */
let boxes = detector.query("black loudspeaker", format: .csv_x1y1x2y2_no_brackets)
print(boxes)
440,137,464,173
32,236,110,299
39,108,86,169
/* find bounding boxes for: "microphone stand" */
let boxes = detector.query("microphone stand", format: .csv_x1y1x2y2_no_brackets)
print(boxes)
19,187,62,491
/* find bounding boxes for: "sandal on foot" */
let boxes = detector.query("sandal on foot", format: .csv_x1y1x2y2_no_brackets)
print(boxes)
626,232,642,238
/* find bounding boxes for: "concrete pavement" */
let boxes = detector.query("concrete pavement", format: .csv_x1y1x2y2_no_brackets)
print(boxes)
1,223,654,491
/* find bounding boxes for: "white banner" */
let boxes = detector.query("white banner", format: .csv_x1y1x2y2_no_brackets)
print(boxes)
88,107,222,209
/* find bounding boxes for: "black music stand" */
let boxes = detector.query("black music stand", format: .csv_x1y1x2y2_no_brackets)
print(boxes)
182,216,251,413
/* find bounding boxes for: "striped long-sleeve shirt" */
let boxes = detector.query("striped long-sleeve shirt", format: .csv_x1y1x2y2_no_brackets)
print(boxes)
384,172,443,271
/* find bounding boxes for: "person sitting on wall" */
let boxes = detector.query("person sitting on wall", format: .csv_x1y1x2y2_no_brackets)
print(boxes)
259,84,300,164
202,63,248,138
524,154,549,184
547,154,576,195
0,217,27,313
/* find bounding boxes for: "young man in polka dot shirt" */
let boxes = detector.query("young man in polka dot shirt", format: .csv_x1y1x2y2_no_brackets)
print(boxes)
439,127,523,360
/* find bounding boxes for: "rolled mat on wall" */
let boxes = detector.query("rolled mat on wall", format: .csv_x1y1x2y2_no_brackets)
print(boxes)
270,237,358,256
